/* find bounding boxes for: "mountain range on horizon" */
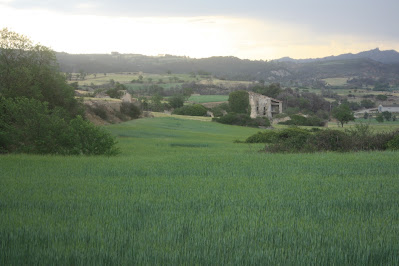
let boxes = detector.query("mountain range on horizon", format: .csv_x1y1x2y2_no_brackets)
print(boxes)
276,48,399,64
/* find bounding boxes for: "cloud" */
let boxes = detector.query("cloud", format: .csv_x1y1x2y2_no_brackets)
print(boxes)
1,2,399,60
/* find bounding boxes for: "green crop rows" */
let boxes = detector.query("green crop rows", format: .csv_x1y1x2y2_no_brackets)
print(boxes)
1,117,399,264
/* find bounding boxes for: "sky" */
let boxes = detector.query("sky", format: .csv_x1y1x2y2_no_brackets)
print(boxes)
1,0,399,60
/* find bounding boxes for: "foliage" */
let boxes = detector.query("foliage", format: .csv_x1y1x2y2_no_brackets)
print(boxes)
262,123,398,153
0,28,83,118
106,82,126,99
252,82,282,98
382,111,392,121
265,127,312,152
376,94,388,101
120,102,141,119
213,113,270,127
0,29,118,155
245,130,277,143
89,104,108,120
360,99,375,108
279,114,325,126
376,114,384,123
332,104,355,127
168,94,185,109
172,104,208,116
228,90,249,114
387,133,399,150
0,97,118,155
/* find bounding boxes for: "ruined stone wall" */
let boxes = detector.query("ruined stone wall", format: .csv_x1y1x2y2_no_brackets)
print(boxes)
248,92,273,119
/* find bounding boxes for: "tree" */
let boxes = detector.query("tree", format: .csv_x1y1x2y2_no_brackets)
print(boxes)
228,90,249,114
0,28,118,155
0,28,82,117
382,111,392,121
168,94,185,109
253,83,282,98
376,114,384,123
332,104,355,127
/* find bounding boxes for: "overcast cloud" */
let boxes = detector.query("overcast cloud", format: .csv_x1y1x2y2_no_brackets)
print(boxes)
1,0,399,59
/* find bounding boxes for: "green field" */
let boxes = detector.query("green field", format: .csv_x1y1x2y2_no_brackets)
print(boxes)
1,117,399,264
188,95,228,103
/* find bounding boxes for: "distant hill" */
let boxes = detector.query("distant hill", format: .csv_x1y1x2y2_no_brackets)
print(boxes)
276,48,399,64
56,49,399,86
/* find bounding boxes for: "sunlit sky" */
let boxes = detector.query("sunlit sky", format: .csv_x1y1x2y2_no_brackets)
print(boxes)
1,0,399,60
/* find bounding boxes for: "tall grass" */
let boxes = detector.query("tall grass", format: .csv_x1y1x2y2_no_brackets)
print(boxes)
1,117,399,264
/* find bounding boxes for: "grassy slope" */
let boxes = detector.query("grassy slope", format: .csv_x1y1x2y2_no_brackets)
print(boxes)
1,117,399,264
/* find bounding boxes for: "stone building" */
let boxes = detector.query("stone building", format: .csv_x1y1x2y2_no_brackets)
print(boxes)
248,92,283,120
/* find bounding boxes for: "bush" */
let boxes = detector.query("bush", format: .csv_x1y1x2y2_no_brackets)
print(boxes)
279,114,325,126
245,131,277,143
387,133,399,150
311,129,352,152
0,97,119,155
90,104,108,120
214,113,271,127
120,102,141,119
173,104,208,116
259,123,398,153
265,128,312,153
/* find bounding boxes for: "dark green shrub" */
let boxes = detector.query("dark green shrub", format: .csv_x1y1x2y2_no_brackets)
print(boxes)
214,113,270,127
387,133,399,150
90,104,108,120
311,130,352,152
120,102,141,119
279,114,325,126
173,104,208,116
245,131,277,143
265,128,312,153
0,97,119,155
213,113,252,126
376,95,388,101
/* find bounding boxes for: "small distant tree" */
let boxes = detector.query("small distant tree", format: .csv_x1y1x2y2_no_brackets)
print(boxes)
382,111,392,121
332,104,355,127
182,87,193,100
228,90,249,114
376,114,384,123
363,112,369,120
376,94,388,101
168,94,185,109
360,99,375,109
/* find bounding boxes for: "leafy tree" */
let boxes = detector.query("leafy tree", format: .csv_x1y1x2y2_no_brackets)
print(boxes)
376,114,384,123
182,87,193,100
0,28,83,118
332,104,355,127
253,83,282,98
382,111,392,121
228,90,249,114
168,94,185,109
0,28,118,155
